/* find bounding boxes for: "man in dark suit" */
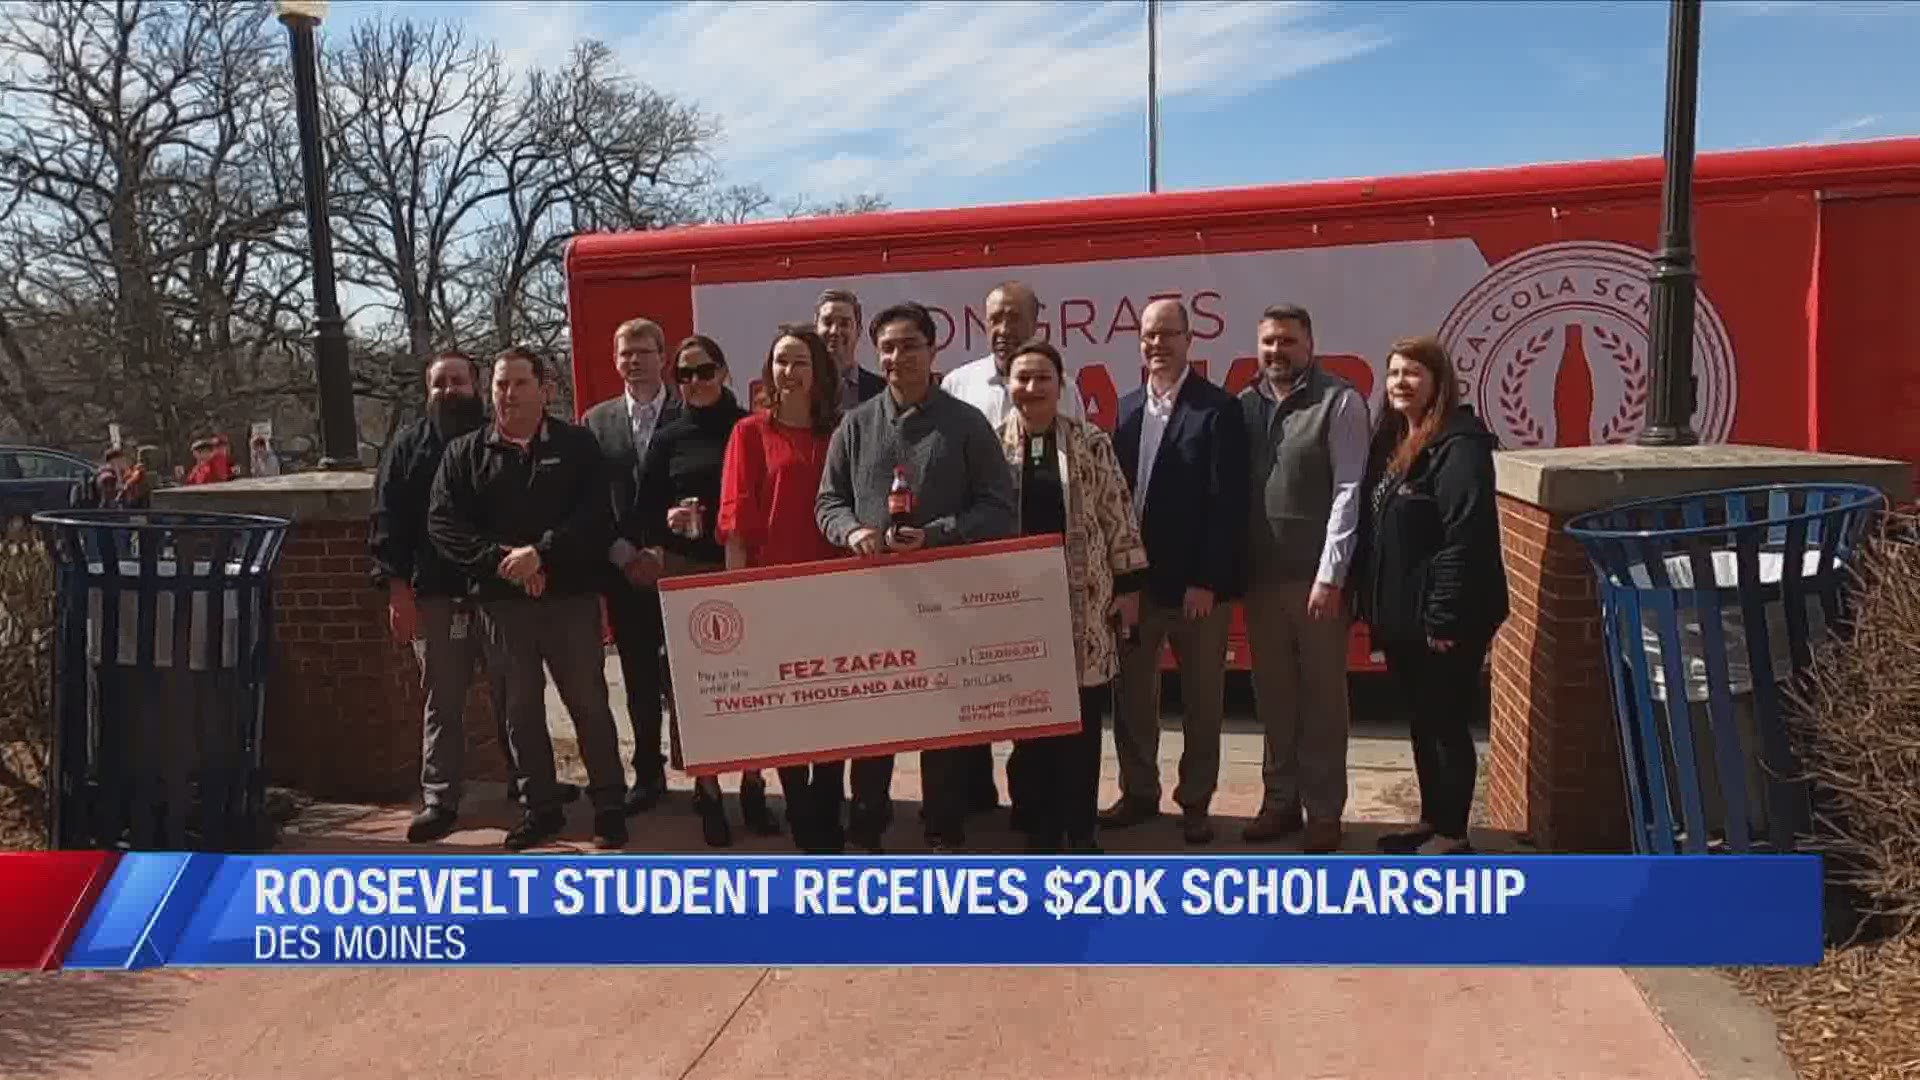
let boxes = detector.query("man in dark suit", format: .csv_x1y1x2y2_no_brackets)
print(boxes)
581,316,681,815
1102,298,1250,845
815,288,886,411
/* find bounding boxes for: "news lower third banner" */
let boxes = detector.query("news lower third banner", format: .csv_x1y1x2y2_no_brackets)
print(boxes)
0,853,1821,970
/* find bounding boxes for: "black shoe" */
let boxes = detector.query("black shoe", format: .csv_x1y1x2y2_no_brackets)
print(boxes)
557,783,582,806
625,773,666,816
1008,804,1030,832
1024,833,1062,855
927,836,963,853
740,783,782,837
1098,796,1160,829
406,805,458,843
1181,808,1215,845
503,809,565,851
1378,826,1437,854
1066,835,1103,855
696,796,733,848
968,788,1001,815
592,809,628,850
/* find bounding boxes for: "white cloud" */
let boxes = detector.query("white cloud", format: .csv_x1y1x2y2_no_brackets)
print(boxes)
472,0,1390,203
1812,114,1881,143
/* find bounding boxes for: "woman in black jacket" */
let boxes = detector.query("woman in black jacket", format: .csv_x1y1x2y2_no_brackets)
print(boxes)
637,334,779,847
1354,336,1508,855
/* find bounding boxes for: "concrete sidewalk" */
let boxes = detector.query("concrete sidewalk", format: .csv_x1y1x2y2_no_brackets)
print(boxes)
0,656,1790,1080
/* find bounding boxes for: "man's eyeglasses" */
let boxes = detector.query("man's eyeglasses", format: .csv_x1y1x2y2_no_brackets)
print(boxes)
675,362,721,383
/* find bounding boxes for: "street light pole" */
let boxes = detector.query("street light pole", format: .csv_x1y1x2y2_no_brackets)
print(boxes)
1639,0,1703,448
1146,0,1160,193
277,0,361,469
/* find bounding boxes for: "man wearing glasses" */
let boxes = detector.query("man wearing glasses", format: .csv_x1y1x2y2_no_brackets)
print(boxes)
816,301,1018,852
583,317,681,816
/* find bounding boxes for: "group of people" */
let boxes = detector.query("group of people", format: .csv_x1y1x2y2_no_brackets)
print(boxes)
371,281,1509,858
72,432,284,510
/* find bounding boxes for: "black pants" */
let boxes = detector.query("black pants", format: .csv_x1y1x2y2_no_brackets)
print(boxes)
849,755,894,841
606,585,666,781
1382,638,1489,838
777,760,846,852
962,743,999,810
920,748,971,845
1008,685,1108,849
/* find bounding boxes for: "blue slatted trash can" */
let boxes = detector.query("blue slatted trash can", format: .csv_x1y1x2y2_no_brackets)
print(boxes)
33,509,289,851
1564,483,1884,854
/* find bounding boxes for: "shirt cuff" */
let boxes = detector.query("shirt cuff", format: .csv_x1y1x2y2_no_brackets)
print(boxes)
608,538,637,568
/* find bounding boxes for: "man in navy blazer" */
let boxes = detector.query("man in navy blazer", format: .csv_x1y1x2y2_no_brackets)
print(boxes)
1102,298,1250,845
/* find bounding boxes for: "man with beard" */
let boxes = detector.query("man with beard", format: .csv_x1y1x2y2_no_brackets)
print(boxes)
430,346,627,851
939,280,1084,823
815,288,885,411
371,350,570,843
1235,304,1369,854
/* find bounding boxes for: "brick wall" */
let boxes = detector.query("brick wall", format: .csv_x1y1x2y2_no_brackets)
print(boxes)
1486,495,1631,851
268,518,509,802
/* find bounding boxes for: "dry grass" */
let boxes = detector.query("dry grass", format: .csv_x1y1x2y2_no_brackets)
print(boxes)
0,523,53,851
1732,511,1920,1080
1732,939,1920,1080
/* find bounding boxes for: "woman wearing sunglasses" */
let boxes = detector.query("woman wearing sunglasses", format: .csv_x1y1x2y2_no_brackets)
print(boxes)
717,326,848,853
637,334,779,846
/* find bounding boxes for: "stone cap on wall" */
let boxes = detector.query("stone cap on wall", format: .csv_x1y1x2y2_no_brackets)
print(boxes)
1495,444,1915,516
149,471,374,523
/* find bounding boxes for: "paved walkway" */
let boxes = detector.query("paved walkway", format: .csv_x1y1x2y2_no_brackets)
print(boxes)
0,657,1769,1079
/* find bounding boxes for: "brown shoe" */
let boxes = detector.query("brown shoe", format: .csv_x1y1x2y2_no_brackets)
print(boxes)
1241,806,1304,843
1181,808,1214,845
1098,796,1160,829
1303,820,1343,854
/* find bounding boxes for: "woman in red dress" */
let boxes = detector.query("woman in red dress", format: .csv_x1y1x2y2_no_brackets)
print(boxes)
717,326,846,853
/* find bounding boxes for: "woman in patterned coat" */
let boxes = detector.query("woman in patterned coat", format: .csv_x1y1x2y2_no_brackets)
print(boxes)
997,338,1149,854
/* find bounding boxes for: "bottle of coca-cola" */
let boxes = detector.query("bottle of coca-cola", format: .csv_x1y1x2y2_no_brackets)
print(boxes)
886,465,914,544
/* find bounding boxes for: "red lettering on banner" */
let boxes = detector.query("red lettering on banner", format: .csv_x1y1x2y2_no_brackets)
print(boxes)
1077,366,1119,432
1058,299,1097,345
1320,354,1375,400
1223,356,1260,396
1103,297,1141,343
1191,290,1226,341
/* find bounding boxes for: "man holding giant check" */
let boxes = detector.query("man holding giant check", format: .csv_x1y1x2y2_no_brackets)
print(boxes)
661,301,1052,855
816,300,1022,853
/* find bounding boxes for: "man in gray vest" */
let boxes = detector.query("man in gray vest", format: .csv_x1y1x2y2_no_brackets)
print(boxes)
1238,303,1370,854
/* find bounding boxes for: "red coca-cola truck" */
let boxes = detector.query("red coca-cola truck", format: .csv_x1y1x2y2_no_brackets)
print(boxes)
566,137,1920,672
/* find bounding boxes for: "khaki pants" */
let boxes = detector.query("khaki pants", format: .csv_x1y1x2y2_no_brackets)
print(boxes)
1243,578,1351,823
1113,599,1231,812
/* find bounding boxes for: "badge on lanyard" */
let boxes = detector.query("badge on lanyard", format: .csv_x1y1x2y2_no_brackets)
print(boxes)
450,610,471,641
1029,436,1046,465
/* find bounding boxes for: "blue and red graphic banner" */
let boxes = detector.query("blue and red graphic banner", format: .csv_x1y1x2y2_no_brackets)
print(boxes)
0,852,1822,969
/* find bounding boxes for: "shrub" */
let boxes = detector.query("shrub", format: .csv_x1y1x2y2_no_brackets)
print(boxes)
0,521,54,848
1785,510,1920,937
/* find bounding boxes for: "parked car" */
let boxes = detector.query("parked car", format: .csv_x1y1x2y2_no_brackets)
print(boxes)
0,445,95,527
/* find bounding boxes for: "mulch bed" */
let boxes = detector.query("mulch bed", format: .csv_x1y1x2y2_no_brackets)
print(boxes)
1730,936,1920,1080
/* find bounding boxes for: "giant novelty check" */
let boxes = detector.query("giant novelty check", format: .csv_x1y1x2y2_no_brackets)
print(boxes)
658,535,1084,774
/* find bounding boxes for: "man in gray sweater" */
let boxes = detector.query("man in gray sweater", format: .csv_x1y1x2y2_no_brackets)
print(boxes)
817,300,1017,852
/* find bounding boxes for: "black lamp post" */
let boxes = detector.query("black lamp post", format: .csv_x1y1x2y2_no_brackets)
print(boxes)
1146,0,1160,193
276,0,360,469
1639,0,1703,448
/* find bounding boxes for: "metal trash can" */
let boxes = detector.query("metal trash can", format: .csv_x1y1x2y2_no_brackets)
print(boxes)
33,509,289,851
1565,483,1884,854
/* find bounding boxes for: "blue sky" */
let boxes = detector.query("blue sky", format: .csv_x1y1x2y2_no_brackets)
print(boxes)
330,0,1920,213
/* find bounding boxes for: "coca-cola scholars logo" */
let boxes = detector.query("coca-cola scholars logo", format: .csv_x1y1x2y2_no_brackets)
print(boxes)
1437,241,1738,448
688,600,744,655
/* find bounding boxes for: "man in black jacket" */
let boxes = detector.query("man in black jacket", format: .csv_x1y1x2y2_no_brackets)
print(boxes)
581,317,680,814
372,351,574,842
429,346,627,851
1104,298,1250,845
